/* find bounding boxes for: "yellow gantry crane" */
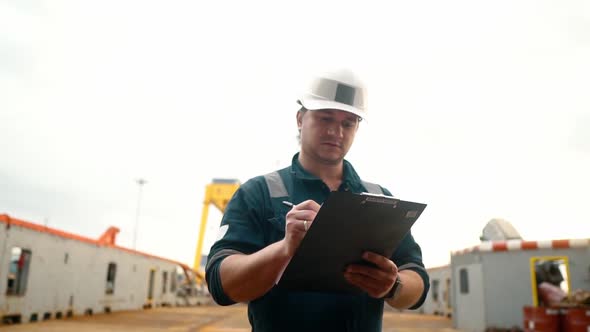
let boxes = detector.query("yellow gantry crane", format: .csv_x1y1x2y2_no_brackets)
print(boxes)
193,178,241,282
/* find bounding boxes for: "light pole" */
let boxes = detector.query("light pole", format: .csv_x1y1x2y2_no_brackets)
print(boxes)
133,178,147,250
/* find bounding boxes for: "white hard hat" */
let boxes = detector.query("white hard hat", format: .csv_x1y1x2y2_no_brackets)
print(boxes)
297,69,367,120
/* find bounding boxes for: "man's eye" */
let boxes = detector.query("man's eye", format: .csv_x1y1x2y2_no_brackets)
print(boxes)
342,121,355,128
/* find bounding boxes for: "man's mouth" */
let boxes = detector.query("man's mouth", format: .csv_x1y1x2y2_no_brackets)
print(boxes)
321,142,342,148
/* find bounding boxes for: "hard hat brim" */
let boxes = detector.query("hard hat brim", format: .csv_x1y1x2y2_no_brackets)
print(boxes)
298,97,367,121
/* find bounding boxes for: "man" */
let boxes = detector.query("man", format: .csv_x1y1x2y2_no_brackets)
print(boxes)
206,69,429,331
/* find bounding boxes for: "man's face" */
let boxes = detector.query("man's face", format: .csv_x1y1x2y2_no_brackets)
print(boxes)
297,109,360,165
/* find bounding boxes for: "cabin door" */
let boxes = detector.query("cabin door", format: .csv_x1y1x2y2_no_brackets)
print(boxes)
454,263,485,331
147,269,155,301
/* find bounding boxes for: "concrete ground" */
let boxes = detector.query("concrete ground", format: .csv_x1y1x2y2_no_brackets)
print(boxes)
1,305,459,332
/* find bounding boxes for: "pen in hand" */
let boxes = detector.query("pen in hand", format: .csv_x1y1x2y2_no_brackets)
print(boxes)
283,200,310,231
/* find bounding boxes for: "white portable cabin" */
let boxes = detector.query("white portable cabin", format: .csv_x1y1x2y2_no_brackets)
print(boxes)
421,265,452,317
0,214,205,324
450,238,590,331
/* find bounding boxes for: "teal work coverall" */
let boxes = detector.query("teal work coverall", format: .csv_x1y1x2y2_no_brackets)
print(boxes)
206,153,429,332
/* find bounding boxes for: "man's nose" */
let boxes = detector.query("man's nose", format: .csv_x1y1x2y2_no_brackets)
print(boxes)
327,125,343,137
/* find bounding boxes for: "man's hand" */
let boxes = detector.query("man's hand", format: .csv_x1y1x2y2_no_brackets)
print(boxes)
343,251,398,299
219,199,319,303
283,200,320,257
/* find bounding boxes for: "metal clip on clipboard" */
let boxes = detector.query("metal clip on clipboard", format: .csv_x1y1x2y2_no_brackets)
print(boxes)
360,192,399,207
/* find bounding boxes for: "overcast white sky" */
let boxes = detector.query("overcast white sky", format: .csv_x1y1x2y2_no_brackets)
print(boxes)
1,0,589,269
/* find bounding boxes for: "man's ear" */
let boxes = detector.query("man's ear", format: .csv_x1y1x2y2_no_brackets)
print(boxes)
296,111,303,128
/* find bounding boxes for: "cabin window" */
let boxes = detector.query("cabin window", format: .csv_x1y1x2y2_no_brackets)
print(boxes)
459,268,469,294
106,262,117,294
162,271,168,294
6,247,32,296
170,269,177,292
532,256,570,306
432,279,440,301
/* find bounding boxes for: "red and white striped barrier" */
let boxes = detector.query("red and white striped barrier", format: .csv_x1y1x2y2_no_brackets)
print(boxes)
451,238,590,256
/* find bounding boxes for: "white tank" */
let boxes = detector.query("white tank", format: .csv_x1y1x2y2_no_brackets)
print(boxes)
480,218,522,241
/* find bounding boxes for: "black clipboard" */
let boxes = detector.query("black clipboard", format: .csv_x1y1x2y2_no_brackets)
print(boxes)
277,191,427,294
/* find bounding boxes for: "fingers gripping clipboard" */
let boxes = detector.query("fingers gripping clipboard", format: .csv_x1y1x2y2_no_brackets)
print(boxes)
277,191,427,294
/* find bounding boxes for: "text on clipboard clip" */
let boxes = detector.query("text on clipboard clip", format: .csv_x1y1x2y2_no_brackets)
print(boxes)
360,192,398,208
